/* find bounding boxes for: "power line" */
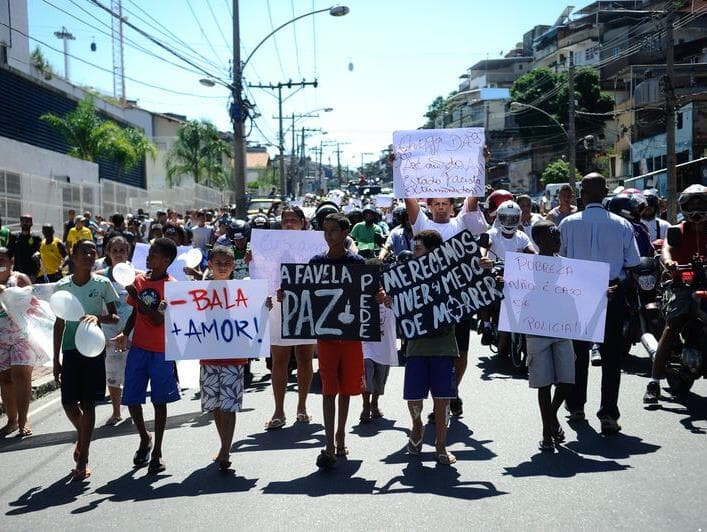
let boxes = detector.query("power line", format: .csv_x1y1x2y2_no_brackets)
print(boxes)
184,0,228,70
265,0,286,78
206,0,231,52
290,0,302,78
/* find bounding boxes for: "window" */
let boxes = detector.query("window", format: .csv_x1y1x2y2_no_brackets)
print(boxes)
646,158,654,172
584,46,598,62
611,47,620,57
632,161,641,176
677,112,683,130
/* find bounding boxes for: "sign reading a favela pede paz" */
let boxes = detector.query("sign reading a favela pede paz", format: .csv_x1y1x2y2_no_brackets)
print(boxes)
164,280,271,361
498,252,610,343
393,127,486,198
280,263,381,341
382,230,502,339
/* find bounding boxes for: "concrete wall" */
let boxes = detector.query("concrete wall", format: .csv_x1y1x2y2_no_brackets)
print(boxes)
1,0,30,75
0,136,99,183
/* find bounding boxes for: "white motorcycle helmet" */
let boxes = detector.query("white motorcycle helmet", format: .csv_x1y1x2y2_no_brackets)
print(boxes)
496,200,521,235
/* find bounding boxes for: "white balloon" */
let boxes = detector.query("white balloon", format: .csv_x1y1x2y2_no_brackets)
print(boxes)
185,248,203,269
75,321,106,358
49,291,85,321
112,262,136,287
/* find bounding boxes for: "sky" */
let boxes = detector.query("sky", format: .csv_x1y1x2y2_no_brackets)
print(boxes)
27,0,594,170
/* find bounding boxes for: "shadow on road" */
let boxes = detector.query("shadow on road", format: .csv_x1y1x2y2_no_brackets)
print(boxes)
646,391,707,435
564,420,660,459
235,422,325,452
502,446,630,478
7,473,91,515
375,460,506,501
621,353,651,377
476,355,528,382
0,411,210,455
350,417,409,439
261,459,375,496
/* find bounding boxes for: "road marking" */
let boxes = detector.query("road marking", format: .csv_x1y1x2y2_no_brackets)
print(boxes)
28,396,61,417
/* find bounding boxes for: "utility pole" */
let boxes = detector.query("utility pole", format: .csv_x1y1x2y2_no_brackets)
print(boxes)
664,1,677,222
231,0,248,218
110,0,125,103
567,50,577,193
53,26,75,79
249,79,318,197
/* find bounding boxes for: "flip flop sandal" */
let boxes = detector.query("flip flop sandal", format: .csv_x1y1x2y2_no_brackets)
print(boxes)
218,459,232,472
335,446,349,458
407,436,423,455
538,439,555,452
105,415,122,427
133,439,153,467
265,418,286,430
551,426,566,444
315,450,337,470
436,452,457,465
0,423,18,436
296,413,312,423
147,457,166,475
71,467,92,482
17,427,32,438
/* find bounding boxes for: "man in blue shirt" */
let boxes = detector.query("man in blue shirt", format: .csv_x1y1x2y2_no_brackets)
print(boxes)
559,173,640,434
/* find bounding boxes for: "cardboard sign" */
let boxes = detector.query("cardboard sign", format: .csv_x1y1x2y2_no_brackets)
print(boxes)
374,194,395,208
362,304,398,366
393,127,486,198
499,252,610,342
382,230,502,339
131,242,194,281
249,229,327,294
164,280,271,360
280,263,381,341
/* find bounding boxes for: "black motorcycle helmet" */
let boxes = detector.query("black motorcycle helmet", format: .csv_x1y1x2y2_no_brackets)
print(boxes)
347,208,363,226
250,214,270,230
397,249,414,262
607,192,646,223
228,219,251,240
643,190,660,213
392,206,407,227
314,203,340,229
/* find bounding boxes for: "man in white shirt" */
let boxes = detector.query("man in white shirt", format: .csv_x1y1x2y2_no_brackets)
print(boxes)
640,191,670,242
190,209,214,253
559,173,640,435
405,195,488,418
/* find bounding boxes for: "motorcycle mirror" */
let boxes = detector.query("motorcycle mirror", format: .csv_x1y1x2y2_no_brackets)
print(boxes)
477,233,490,248
666,225,682,248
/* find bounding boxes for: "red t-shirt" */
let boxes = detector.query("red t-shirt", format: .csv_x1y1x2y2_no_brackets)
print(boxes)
671,222,706,265
127,272,174,353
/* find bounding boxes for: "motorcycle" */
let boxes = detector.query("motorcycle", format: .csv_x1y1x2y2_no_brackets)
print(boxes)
622,255,665,361
661,226,707,395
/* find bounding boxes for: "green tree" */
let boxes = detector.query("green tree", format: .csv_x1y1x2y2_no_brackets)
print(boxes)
422,92,456,129
105,125,157,180
511,67,614,143
40,96,117,161
540,159,579,186
165,120,231,187
30,47,54,80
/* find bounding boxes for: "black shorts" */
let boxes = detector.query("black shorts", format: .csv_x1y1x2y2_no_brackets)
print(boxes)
454,318,472,353
60,349,106,406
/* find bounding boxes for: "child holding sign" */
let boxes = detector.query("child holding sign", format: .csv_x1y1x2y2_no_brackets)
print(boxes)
526,221,575,452
199,245,256,471
113,238,180,474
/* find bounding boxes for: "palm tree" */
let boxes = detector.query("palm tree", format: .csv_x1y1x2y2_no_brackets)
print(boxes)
40,96,116,161
107,126,157,180
165,120,231,187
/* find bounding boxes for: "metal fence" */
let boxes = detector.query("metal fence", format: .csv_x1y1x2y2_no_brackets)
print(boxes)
0,169,231,230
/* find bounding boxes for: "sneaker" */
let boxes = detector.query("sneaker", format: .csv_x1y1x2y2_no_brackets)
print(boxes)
480,326,494,346
643,381,661,404
450,397,463,417
590,345,602,366
599,417,622,435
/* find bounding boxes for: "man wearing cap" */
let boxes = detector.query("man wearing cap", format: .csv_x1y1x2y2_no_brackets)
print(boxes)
65,215,93,254
8,214,42,279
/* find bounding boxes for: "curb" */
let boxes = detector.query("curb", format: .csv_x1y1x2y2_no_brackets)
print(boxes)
0,375,58,417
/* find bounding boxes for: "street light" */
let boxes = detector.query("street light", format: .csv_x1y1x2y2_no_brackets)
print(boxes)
510,100,576,192
227,3,348,217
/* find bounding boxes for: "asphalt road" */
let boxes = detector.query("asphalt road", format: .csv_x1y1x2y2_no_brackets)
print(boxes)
1,335,705,531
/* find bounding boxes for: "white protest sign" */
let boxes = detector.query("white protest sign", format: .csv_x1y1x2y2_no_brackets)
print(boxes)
164,280,271,360
249,229,327,294
362,304,398,366
393,127,486,198
374,194,394,208
131,242,195,281
499,252,610,342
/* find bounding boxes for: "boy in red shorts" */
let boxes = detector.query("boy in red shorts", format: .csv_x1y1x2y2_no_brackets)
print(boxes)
309,213,366,469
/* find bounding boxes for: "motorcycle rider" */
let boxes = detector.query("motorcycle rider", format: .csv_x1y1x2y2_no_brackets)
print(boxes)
607,192,654,257
643,184,707,403
641,190,670,243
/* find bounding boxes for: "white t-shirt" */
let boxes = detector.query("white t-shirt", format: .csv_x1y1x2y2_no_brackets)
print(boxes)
191,225,214,252
412,208,487,241
485,227,532,262
641,217,670,242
